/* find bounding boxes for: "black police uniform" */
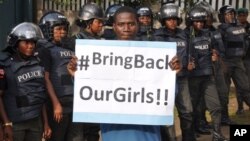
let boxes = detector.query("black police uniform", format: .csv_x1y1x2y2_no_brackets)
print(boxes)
236,22,250,113
155,3,189,141
155,27,196,141
185,28,225,139
73,31,101,141
218,22,250,111
0,53,46,141
72,3,104,140
136,6,155,41
137,25,155,41
102,28,116,40
38,40,88,141
74,30,101,40
210,27,232,124
102,4,121,40
199,25,231,126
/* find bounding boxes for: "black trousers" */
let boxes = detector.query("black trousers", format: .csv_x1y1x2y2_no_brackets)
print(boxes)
189,75,222,133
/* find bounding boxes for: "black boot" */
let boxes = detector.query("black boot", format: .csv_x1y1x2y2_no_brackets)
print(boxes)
212,131,229,141
237,94,244,111
236,108,244,115
212,124,228,141
195,120,211,135
179,113,196,141
221,117,236,125
195,126,211,135
242,94,250,107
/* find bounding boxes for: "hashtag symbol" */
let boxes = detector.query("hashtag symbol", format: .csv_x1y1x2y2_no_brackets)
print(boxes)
78,55,90,70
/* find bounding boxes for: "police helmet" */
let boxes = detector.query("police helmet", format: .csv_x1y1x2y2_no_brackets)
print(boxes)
193,1,216,22
137,6,153,17
186,6,207,26
188,7,207,21
218,5,236,23
159,3,182,25
105,4,122,26
76,3,105,28
78,3,105,21
39,11,69,40
7,22,43,48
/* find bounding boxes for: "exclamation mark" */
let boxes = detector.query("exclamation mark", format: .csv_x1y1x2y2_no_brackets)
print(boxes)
164,89,168,105
157,89,160,105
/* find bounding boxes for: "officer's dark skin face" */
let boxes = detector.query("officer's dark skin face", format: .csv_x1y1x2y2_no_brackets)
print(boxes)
224,11,235,23
113,12,138,40
237,13,248,25
138,15,152,26
193,21,204,31
53,25,67,43
87,19,104,35
17,40,35,57
164,18,178,31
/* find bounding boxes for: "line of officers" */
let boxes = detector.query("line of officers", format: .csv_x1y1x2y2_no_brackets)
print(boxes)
0,1,250,141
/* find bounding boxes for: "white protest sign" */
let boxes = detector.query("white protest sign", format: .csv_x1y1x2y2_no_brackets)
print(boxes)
73,39,177,125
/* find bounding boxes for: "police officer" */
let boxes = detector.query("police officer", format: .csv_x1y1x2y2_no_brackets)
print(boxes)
136,6,155,41
102,4,122,40
218,5,250,119
185,7,228,141
0,22,51,141
193,1,232,127
237,8,250,29
154,3,196,141
205,6,234,126
38,11,86,141
74,3,105,39
235,8,250,115
74,3,103,140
